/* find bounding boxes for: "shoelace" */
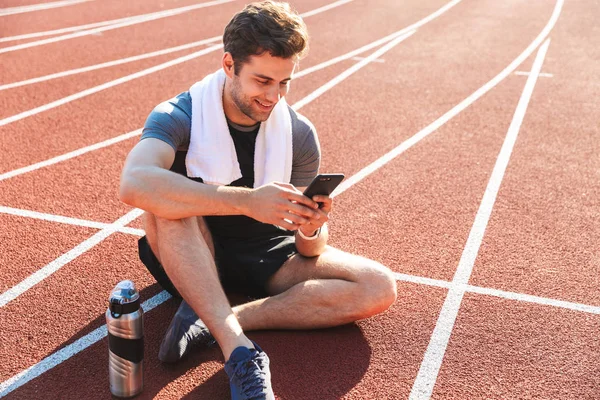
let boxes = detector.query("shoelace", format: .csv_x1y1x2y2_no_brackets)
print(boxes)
234,358,268,399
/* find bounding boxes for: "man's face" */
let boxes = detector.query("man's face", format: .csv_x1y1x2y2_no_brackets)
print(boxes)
226,52,297,125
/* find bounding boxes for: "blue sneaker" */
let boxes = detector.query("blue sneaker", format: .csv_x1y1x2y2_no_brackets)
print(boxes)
158,300,215,363
224,343,274,400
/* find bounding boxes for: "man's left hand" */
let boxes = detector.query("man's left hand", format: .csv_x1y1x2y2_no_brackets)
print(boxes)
298,195,332,237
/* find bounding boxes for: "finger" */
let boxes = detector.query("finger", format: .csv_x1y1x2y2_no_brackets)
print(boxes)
286,202,321,219
310,208,329,223
278,219,300,231
286,192,319,209
311,195,332,204
281,211,310,225
312,195,332,212
274,182,302,194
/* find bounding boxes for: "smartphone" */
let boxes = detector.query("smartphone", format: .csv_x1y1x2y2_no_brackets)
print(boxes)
303,173,345,200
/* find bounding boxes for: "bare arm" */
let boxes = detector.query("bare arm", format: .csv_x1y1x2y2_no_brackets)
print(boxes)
119,138,320,227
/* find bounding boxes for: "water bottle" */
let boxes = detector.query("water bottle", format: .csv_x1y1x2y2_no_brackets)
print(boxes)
106,280,144,398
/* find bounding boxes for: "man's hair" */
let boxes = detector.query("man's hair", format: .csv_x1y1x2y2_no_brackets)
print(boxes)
223,1,309,74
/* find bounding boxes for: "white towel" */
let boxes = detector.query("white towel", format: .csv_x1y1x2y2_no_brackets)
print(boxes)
186,69,293,187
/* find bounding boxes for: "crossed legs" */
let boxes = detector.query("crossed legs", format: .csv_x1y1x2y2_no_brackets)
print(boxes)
144,212,397,360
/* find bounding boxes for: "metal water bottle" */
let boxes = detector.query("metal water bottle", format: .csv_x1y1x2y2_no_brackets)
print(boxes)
106,280,144,398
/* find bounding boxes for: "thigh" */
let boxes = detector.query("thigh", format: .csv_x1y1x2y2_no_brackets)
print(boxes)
143,212,216,260
265,246,391,296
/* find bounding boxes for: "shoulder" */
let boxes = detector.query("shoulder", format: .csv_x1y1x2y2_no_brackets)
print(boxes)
148,91,192,125
288,106,317,137
142,92,192,151
288,106,320,152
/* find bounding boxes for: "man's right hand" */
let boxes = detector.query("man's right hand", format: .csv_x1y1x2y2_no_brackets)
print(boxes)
247,182,321,230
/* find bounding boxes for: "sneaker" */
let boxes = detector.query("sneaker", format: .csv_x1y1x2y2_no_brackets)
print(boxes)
224,343,274,400
158,300,215,363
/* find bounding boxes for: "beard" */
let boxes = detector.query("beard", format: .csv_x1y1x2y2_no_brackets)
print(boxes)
229,76,274,123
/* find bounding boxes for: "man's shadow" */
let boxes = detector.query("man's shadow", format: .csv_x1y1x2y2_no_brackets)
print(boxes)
180,293,372,400
182,325,372,400
6,286,371,399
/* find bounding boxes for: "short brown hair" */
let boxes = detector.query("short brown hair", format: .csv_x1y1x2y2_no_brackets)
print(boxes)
223,1,309,74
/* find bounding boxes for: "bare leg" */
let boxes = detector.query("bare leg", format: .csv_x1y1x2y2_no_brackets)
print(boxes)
233,246,397,331
144,212,252,360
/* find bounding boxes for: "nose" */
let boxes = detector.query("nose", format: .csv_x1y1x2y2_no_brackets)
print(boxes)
266,84,286,103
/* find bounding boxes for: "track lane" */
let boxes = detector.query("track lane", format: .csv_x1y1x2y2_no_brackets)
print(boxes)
468,0,600,307
431,294,600,399
0,233,158,383
0,0,224,37
327,76,523,282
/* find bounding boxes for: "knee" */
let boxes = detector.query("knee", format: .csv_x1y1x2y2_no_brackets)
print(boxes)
152,215,215,257
154,216,207,242
357,262,397,318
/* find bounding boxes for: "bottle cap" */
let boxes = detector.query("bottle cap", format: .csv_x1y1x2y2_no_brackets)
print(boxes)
109,280,140,317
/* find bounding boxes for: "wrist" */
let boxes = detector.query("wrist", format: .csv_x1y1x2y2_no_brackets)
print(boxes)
220,186,253,216
297,226,321,240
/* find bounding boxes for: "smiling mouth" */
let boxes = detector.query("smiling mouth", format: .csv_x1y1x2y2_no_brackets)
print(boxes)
255,99,274,109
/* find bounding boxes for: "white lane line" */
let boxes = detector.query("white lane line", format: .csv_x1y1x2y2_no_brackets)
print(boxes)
466,284,600,315
0,7,194,43
0,129,142,181
409,39,553,400
331,0,564,200
351,56,385,63
394,272,452,289
0,290,172,398
0,0,91,17
0,43,224,127
299,0,352,18
393,272,600,315
0,0,234,52
0,36,222,91
0,208,144,307
293,31,415,111
296,0,462,79
0,205,145,236
515,71,553,78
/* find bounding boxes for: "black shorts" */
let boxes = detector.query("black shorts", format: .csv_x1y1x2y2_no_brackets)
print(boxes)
138,224,298,299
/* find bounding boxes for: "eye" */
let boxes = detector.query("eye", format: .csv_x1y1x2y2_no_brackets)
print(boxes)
257,80,269,85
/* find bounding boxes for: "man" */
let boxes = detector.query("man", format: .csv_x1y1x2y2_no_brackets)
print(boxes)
119,2,397,399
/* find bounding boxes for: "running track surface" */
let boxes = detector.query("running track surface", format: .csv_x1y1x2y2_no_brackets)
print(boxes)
1,0,599,398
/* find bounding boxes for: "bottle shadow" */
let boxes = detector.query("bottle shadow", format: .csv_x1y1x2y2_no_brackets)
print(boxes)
6,287,371,399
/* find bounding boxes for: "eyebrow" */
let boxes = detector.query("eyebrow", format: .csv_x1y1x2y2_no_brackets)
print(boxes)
253,73,292,82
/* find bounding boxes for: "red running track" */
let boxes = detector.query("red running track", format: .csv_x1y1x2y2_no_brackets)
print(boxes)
1,0,599,398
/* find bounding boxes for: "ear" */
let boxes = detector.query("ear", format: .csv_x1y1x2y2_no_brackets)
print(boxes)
222,52,235,78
